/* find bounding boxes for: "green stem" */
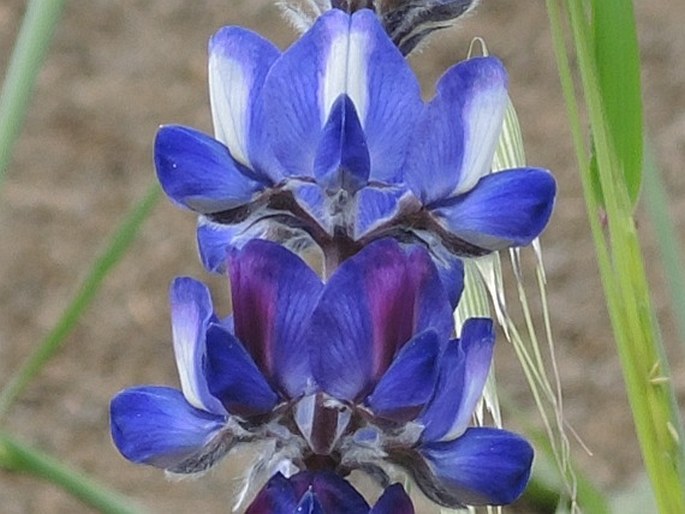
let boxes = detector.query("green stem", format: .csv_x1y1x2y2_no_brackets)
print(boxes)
0,0,66,182
547,2,685,511
0,184,161,419
0,431,144,514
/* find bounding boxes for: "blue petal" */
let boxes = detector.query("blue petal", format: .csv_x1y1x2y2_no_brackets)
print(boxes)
370,484,415,514
208,26,280,178
365,330,440,422
314,94,370,193
246,472,298,514
169,277,225,415
432,250,465,310
259,9,350,178
353,185,415,240
420,427,534,506
196,217,240,273
229,240,323,397
205,323,279,417
110,386,225,469
405,57,508,204
154,125,265,213
419,318,495,442
260,10,420,182
291,182,334,236
347,10,422,184
310,239,452,401
309,240,415,401
289,471,370,514
431,167,556,250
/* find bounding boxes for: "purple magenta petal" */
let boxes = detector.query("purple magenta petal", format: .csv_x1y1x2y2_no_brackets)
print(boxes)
205,323,279,417
310,239,453,401
155,125,265,213
246,472,298,514
419,318,495,442
370,484,415,514
365,330,440,422
431,167,556,250
405,57,508,204
419,427,534,506
295,492,325,514
110,386,225,469
290,471,370,514
208,26,280,179
229,240,323,398
314,94,370,193
309,240,413,401
405,245,455,343
169,277,225,415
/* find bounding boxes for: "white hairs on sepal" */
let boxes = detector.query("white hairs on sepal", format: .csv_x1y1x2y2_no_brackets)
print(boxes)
277,0,333,32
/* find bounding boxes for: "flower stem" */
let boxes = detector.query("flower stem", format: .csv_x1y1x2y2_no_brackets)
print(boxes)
0,431,144,514
0,0,66,183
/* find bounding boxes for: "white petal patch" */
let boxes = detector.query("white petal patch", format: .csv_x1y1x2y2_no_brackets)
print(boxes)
453,75,508,195
171,300,206,410
320,27,369,125
209,54,251,168
170,281,224,415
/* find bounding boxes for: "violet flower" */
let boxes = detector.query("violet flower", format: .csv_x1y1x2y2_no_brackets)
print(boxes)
246,471,414,514
110,239,532,508
154,8,555,286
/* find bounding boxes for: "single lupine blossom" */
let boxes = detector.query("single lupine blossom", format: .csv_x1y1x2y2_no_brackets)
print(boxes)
110,238,532,508
246,471,414,514
155,8,555,293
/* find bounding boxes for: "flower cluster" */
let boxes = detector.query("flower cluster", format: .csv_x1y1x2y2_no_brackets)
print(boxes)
111,4,555,512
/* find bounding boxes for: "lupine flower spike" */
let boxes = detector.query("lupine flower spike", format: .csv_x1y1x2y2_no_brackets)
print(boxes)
154,8,555,296
110,239,533,508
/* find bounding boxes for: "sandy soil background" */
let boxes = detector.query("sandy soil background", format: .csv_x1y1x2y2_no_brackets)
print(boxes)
1,1,684,512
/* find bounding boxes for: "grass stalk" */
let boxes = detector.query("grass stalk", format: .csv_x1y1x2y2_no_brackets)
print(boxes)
0,431,145,514
0,184,161,419
546,2,685,511
0,0,66,182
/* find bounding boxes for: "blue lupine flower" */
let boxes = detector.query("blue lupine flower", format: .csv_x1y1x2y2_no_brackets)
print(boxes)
246,471,414,514
110,238,532,507
155,8,555,283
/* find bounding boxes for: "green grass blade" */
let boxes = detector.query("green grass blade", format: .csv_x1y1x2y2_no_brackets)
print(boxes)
0,431,145,514
0,183,161,418
547,1,685,511
642,144,685,346
591,0,643,206
0,0,66,183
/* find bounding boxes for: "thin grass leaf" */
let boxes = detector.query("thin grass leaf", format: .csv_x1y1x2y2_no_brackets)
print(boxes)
0,183,161,418
546,1,685,511
0,0,66,183
0,431,145,514
451,38,584,513
591,0,643,206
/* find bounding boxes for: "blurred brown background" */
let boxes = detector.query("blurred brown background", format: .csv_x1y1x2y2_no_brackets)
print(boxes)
1,1,683,512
